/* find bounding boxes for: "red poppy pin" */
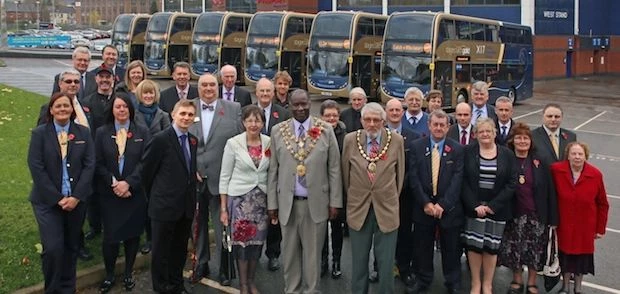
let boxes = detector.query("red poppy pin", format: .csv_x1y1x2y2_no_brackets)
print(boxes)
264,148,271,158
218,109,225,116
380,153,387,160
533,159,540,168
444,145,452,153
190,137,197,146
273,112,279,119
126,132,133,139
561,132,568,140
68,133,75,141
308,127,321,139
82,106,90,113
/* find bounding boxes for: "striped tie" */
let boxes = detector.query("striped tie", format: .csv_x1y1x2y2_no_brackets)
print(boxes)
432,143,440,196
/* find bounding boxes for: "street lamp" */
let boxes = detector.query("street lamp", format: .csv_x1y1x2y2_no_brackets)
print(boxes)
35,0,39,29
13,0,19,31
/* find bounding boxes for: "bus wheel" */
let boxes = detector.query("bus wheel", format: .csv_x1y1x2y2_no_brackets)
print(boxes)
457,91,468,103
507,87,517,104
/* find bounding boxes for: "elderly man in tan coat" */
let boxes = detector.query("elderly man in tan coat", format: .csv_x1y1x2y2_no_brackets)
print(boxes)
342,102,405,294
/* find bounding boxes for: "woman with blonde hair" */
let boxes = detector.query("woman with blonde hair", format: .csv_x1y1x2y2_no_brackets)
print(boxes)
115,60,148,105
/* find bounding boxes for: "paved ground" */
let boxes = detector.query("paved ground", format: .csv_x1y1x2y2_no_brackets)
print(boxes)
2,57,620,294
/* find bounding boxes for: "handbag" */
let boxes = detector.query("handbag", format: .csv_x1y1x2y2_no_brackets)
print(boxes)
221,225,237,280
542,227,561,291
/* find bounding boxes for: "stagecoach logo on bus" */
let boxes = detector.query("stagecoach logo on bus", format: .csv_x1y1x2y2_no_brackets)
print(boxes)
439,42,502,61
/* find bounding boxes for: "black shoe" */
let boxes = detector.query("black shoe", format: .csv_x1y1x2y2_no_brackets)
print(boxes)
406,283,429,294
78,247,93,261
331,262,342,279
401,273,415,287
368,270,378,283
84,230,100,240
320,259,328,277
190,264,209,283
268,258,280,271
447,288,461,294
123,277,135,291
140,241,151,255
219,273,231,286
99,278,115,293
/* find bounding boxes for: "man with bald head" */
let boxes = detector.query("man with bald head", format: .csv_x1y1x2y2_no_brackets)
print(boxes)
447,102,476,145
189,73,242,285
219,65,252,107
255,78,291,136
385,98,420,286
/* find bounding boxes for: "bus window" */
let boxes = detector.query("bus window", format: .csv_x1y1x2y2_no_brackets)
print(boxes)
485,24,499,42
438,19,456,43
471,64,485,81
226,16,244,35
456,21,470,40
470,22,485,41
285,17,305,40
357,17,374,41
455,64,471,83
305,18,314,33
172,17,192,35
376,19,386,35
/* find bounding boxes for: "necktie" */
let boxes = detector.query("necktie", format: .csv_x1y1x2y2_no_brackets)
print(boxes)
432,143,440,196
58,130,68,159
180,134,191,172
116,128,127,158
368,139,379,182
202,104,214,111
550,133,559,159
501,126,507,140
261,108,269,135
297,124,306,188
180,91,186,100
226,92,232,101
476,109,483,119
73,98,90,128
460,130,467,145
409,116,417,125
298,124,306,140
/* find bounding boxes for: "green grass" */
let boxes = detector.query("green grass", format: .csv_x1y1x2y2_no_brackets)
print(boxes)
0,85,104,292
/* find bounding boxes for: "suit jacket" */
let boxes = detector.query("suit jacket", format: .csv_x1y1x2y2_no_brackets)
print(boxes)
52,71,97,101
342,128,405,233
447,124,476,145
220,86,252,107
531,126,577,162
495,119,514,146
134,108,171,136
159,85,200,114
142,127,198,221
268,117,343,225
339,107,362,133
471,104,498,125
402,112,429,137
256,103,291,135
409,137,464,228
461,143,518,221
513,153,558,226
28,122,96,206
188,98,242,195
219,133,271,196
81,92,114,137
36,97,94,128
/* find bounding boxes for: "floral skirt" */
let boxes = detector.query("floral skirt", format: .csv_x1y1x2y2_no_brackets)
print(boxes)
228,187,268,260
498,213,546,271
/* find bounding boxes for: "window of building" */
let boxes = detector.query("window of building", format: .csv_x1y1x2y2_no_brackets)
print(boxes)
451,0,520,4
390,0,443,5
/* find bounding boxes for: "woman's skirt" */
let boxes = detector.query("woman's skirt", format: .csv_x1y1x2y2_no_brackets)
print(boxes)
498,213,546,271
461,217,506,255
228,187,268,260
559,252,595,275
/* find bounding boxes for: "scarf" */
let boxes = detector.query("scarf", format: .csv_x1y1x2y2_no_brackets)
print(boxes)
139,103,158,127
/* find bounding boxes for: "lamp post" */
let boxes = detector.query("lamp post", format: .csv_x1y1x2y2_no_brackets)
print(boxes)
35,0,40,29
14,1,18,31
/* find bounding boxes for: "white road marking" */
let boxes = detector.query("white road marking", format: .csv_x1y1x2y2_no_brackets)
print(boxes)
513,109,542,120
606,227,620,234
608,194,620,200
574,129,620,137
574,111,608,130
53,59,73,67
582,281,620,293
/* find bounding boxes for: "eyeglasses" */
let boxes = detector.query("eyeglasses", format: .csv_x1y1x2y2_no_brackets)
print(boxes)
362,117,383,124
63,79,81,84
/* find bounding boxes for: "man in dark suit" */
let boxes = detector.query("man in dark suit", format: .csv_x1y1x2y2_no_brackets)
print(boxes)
339,87,366,133
142,100,198,294
219,64,252,107
469,81,497,126
408,110,464,294
494,96,514,146
385,98,420,287
53,47,97,101
90,45,125,87
253,78,291,271
531,103,577,162
447,102,476,146
160,62,199,114
189,73,242,285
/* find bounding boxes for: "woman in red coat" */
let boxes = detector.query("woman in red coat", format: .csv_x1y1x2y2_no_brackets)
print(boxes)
550,142,609,294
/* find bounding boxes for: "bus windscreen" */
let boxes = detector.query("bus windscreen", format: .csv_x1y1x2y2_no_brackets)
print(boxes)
195,14,223,35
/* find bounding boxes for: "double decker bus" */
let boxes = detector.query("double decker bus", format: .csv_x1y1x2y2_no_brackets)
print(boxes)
191,12,252,81
144,12,198,77
380,12,533,107
111,14,151,67
245,11,315,88
307,11,387,100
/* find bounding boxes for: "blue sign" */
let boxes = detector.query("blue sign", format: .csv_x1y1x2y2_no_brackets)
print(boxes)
535,0,574,35
8,35,71,48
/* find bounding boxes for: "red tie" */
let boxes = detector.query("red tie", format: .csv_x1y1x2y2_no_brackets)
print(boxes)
460,130,467,145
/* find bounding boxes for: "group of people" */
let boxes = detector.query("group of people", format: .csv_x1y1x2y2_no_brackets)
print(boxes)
27,46,609,294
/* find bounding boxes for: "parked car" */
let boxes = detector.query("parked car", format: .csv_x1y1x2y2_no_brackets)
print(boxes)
71,38,92,49
92,38,111,52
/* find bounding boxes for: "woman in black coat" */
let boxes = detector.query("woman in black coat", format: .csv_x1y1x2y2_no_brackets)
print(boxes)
95,93,150,292
28,92,96,293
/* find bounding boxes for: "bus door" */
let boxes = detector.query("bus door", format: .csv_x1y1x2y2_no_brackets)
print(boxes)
434,61,453,107
221,47,244,83
130,17,149,62
352,55,373,97
281,52,303,88
168,16,193,72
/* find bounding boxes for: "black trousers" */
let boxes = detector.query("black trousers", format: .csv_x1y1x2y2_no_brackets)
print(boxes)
102,236,140,279
32,202,86,294
396,194,415,276
87,187,102,232
322,216,344,263
265,222,282,259
151,217,192,293
413,223,462,289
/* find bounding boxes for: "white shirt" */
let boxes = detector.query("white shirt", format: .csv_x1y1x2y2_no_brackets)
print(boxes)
499,120,512,137
200,99,217,142
260,103,272,128
458,124,473,145
222,86,235,101
405,111,423,125
471,105,488,125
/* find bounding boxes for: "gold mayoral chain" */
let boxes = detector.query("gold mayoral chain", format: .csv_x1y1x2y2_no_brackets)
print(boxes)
356,128,391,173
279,118,324,177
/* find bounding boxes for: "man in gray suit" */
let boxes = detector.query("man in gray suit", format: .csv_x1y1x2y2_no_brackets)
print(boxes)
268,89,342,294
189,73,242,285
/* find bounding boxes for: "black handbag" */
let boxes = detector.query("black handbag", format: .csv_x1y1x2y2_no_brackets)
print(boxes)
221,225,237,280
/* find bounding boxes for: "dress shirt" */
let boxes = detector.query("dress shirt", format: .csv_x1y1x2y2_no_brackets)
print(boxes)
177,85,190,99
200,100,217,142
387,123,402,134
114,121,130,174
366,133,382,154
293,118,310,197
458,124,473,145
222,86,234,101
405,111,423,125
172,123,190,159
542,125,560,146
260,103,272,128
429,137,446,157
471,105,488,125
54,121,72,196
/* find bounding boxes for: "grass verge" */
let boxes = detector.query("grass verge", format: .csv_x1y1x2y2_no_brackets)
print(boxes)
0,84,104,292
